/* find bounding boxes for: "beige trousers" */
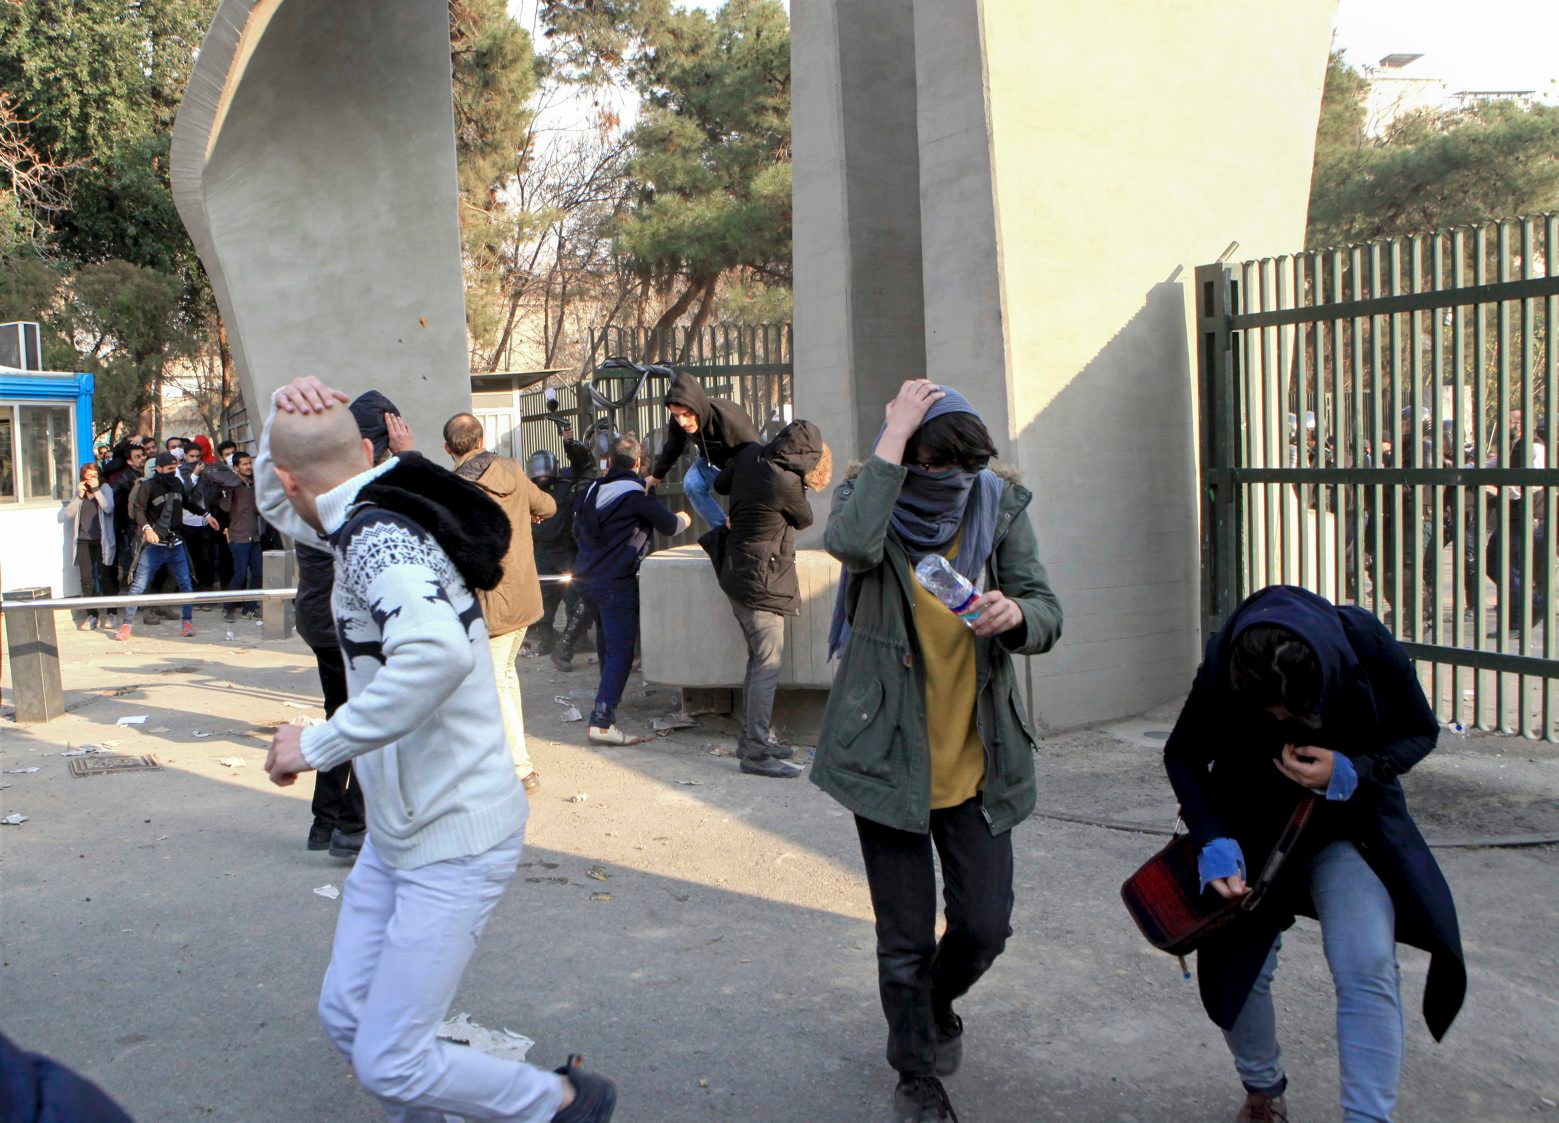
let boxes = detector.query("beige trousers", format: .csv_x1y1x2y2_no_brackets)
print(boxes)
488,627,533,777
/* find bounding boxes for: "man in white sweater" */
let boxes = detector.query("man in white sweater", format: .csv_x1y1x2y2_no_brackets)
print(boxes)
259,376,615,1123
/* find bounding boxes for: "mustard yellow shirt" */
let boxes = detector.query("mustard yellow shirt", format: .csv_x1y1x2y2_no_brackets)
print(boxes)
909,551,986,809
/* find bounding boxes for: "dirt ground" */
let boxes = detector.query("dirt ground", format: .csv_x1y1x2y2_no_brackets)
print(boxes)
1,617,1556,1122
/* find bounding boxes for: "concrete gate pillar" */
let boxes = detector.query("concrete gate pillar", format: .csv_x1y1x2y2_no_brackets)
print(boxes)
171,0,472,441
794,0,1337,730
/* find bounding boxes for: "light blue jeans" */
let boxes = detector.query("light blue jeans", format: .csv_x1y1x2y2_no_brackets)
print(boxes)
1224,839,1403,1122
682,457,727,529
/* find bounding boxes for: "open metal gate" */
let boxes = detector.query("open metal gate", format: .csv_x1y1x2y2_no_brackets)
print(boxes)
1198,214,1559,738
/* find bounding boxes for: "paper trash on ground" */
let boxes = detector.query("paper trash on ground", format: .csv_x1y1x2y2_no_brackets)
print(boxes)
115,716,149,725
652,712,697,733
312,884,340,900
217,757,247,769
552,698,584,723
61,745,105,757
437,1014,535,1063
2,768,40,774
2,812,28,826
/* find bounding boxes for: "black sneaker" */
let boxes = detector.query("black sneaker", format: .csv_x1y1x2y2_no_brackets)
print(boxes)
306,823,333,851
329,828,366,861
894,1074,957,1122
550,647,574,673
222,608,237,622
739,754,804,779
764,740,797,760
553,1054,616,1122
934,1009,963,1077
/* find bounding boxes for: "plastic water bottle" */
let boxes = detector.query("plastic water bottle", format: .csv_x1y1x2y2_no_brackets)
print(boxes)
914,554,982,625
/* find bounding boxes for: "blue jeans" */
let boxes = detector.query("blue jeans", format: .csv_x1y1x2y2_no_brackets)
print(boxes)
124,542,195,623
682,458,726,530
1223,840,1403,1122
580,582,638,728
228,541,264,613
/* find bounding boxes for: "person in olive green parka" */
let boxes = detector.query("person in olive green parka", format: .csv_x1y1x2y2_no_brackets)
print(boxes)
814,379,1062,1123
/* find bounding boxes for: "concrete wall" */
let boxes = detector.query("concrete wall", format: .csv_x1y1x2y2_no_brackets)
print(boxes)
171,0,471,443
792,0,926,534
792,0,1336,730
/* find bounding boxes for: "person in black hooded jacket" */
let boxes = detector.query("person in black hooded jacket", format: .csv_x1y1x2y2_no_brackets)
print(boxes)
643,370,760,530
699,420,832,778
1163,584,1465,1123
274,389,407,860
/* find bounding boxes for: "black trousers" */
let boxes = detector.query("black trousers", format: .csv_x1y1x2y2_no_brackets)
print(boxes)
855,796,1015,1076
309,644,364,834
74,539,117,620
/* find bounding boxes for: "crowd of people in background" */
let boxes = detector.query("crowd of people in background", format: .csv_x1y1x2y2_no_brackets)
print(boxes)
40,370,1480,1123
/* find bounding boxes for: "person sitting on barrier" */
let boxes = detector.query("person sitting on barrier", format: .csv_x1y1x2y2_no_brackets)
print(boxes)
113,451,219,640
259,376,618,1123
572,434,691,744
1162,584,1466,1123
698,419,832,779
815,379,1062,1123
642,370,760,530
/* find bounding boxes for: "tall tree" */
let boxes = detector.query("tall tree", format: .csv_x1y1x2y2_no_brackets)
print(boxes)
542,0,792,354
1307,53,1559,247
450,0,544,364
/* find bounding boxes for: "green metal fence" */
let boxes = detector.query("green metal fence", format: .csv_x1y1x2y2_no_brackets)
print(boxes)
1198,214,1559,739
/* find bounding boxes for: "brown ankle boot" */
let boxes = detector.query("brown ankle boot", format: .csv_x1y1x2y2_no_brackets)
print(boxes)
1235,1090,1287,1122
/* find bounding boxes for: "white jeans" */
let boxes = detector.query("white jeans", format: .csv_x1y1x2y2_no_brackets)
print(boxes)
318,831,562,1122
490,629,534,778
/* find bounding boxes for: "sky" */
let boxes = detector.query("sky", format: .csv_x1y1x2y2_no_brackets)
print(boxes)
1331,0,1557,96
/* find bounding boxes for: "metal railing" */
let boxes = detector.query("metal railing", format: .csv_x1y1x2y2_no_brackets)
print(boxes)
1199,213,1559,739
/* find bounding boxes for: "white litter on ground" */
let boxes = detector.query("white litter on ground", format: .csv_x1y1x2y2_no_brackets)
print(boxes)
436,1013,534,1063
2,767,40,774
2,812,28,826
312,884,340,900
115,716,148,725
61,745,105,758
217,757,247,769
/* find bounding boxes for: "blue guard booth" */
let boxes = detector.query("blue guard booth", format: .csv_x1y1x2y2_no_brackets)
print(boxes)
0,346,97,596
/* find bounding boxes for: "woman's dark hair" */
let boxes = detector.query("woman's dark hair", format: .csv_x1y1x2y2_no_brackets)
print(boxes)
904,412,998,473
1227,625,1322,720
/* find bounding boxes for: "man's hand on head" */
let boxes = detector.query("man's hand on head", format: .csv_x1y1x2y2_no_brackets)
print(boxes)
272,376,350,416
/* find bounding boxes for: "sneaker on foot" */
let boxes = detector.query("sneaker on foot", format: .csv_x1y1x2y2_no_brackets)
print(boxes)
222,608,236,622
894,1074,957,1122
738,754,803,779
306,823,333,851
553,1054,616,1123
111,624,133,642
587,724,635,746
181,620,196,637
933,1008,963,1077
550,648,574,672
329,828,365,861
1235,1090,1288,1122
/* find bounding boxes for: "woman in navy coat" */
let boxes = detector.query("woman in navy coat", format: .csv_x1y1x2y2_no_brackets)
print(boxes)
1164,585,1465,1123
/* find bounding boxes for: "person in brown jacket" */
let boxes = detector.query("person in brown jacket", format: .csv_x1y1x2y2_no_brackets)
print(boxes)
444,413,557,792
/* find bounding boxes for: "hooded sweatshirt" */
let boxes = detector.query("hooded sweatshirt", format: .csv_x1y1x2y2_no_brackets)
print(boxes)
256,417,526,870
571,467,683,589
703,419,822,615
648,372,761,481
453,449,555,636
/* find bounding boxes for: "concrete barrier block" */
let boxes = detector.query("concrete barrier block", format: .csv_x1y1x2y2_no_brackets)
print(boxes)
640,546,840,690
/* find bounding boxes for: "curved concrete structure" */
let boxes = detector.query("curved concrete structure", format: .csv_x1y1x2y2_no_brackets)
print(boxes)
171,0,471,437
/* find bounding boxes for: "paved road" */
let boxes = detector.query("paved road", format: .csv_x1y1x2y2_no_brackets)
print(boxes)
2,621,1556,1121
